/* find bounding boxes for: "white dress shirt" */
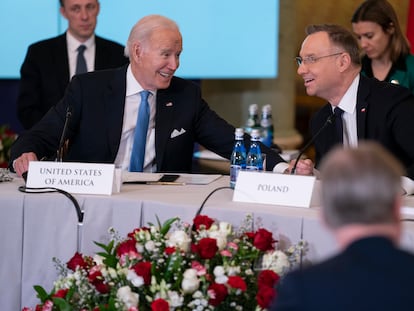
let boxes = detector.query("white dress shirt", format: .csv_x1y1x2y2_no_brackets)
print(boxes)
114,65,156,172
332,75,414,194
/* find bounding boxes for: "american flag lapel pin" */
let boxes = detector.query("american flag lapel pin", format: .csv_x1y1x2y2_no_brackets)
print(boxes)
166,102,173,107
361,108,366,113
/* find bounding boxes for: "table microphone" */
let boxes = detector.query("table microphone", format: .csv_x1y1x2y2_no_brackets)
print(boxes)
290,113,335,175
56,106,73,162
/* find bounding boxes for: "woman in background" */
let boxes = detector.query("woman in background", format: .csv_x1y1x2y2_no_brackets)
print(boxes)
351,0,414,93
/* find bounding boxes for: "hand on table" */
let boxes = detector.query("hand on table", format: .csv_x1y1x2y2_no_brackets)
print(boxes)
13,152,38,177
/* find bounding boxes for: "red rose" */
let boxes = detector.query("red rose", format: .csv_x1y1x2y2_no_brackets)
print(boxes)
132,261,152,285
253,228,275,251
88,266,110,294
151,298,169,311
52,288,69,298
94,281,110,294
256,285,276,309
193,215,215,230
116,239,138,257
208,283,228,306
197,238,218,259
245,232,255,240
258,270,280,289
164,246,176,255
66,252,88,271
227,275,247,291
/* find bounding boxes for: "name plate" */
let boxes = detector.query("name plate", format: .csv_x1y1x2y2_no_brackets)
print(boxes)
26,161,116,195
233,171,316,208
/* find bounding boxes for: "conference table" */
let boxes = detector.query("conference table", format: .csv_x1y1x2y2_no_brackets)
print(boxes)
2,174,414,310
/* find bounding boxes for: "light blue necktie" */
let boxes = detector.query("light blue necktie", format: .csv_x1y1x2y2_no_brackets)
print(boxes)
75,45,87,75
129,90,150,172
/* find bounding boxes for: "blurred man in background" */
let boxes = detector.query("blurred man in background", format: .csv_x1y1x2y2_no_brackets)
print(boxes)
16,0,128,129
271,142,414,311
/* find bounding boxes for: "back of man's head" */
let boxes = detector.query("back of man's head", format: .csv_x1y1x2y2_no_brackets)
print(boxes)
319,142,404,229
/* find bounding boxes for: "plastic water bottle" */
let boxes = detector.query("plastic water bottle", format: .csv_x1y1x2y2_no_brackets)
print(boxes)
260,104,274,147
244,104,260,135
230,128,247,188
246,128,263,171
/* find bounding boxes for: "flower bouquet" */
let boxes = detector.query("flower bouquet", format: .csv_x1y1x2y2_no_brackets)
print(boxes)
23,214,306,311
0,124,17,168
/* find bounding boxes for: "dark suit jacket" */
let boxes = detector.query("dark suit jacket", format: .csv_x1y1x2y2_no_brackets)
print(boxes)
17,33,129,129
10,65,284,173
311,75,414,179
271,237,414,311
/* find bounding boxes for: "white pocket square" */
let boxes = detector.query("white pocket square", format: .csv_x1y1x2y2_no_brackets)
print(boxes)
170,128,186,138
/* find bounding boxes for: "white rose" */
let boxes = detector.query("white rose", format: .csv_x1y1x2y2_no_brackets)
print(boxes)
168,290,184,307
218,222,232,235
93,254,104,266
208,230,227,250
126,269,144,287
262,250,290,274
167,230,191,252
181,268,200,293
116,286,139,310
145,240,156,252
213,266,228,284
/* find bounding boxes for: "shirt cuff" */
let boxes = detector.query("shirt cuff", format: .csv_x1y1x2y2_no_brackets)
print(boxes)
401,176,414,195
273,162,289,174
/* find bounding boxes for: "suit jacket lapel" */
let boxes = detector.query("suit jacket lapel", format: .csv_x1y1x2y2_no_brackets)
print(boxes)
155,89,175,168
104,66,128,159
55,34,70,94
356,76,370,139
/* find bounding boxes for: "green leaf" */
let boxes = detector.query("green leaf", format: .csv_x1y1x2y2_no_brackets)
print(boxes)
52,297,73,311
160,217,179,235
33,285,49,302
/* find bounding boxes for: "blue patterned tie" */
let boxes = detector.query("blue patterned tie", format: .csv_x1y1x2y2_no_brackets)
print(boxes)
76,45,87,74
129,91,150,172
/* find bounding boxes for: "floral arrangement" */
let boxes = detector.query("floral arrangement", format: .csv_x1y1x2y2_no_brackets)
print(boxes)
0,124,17,168
23,214,307,311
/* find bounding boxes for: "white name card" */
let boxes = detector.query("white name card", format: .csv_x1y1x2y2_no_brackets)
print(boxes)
233,170,316,208
26,161,116,195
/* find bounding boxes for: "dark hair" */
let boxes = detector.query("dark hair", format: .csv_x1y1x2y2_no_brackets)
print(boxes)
306,24,361,65
59,0,64,6
351,0,410,62
320,142,404,229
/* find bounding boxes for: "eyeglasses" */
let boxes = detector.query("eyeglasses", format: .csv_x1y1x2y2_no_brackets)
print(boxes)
295,52,344,66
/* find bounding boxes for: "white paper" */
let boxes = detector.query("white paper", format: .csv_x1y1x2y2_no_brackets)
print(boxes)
122,172,163,183
176,173,222,185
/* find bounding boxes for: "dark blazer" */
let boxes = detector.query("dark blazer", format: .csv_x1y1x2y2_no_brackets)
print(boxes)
17,33,129,129
311,74,414,179
271,237,414,311
10,65,284,173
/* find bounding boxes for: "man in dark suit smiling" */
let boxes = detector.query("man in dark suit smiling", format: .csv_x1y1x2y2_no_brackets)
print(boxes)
17,0,128,130
11,15,299,177
290,23,414,194
271,142,414,311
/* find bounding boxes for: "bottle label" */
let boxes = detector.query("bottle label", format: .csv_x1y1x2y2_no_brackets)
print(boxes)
230,165,242,183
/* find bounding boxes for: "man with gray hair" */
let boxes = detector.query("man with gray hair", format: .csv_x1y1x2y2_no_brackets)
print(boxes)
271,142,414,311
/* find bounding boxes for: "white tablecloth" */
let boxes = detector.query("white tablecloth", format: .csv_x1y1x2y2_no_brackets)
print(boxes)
2,175,414,310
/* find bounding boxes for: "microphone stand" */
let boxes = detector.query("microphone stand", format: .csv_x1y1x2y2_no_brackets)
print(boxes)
291,113,335,175
56,106,72,162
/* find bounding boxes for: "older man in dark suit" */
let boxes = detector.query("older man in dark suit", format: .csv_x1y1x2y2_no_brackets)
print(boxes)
17,0,128,130
287,23,414,194
11,15,302,177
271,142,414,311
